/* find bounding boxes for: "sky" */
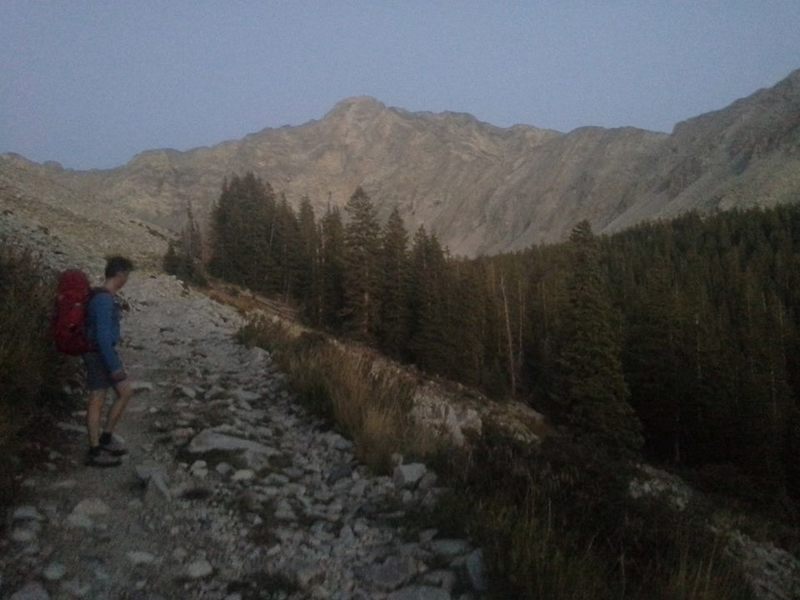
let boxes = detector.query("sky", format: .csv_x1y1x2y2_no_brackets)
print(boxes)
2,1,799,170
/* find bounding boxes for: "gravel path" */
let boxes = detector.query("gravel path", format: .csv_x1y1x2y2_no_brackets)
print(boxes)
1,271,487,600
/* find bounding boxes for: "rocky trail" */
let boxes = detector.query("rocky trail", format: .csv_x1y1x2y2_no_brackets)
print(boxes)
1,272,486,599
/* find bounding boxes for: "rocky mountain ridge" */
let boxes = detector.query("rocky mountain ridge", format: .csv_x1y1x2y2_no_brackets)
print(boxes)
1,69,799,257
2,161,799,599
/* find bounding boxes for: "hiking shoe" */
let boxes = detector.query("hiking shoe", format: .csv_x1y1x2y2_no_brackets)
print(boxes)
100,434,128,456
85,449,122,468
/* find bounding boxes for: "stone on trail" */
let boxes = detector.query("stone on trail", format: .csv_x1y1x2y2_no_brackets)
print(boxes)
187,429,276,456
126,551,158,565
286,559,324,588
327,463,353,485
418,529,438,544
231,469,255,482
60,578,90,597
246,346,270,365
135,463,168,483
350,479,368,498
231,389,260,403
186,559,213,579
12,506,45,522
215,462,234,476
417,471,438,491
429,539,471,559
171,427,196,445
71,498,110,517
42,561,67,581
274,499,297,521
421,570,457,593
11,526,38,543
131,381,154,394
9,582,50,600
144,472,172,503
363,555,418,591
65,513,94,530
174,385,198,399
465,549,488,592
240,448,273,471
387,586,451,600
393,463,427,489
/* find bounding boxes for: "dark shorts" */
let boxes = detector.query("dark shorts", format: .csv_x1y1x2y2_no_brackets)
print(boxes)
82,352,114,391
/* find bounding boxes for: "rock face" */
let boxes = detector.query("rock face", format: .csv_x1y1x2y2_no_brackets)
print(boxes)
2,69,800,258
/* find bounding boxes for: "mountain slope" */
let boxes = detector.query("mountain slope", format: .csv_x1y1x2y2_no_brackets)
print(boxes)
2,69,799,257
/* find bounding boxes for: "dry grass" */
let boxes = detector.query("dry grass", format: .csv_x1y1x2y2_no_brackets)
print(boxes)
236,315,443,473
661,532,746,600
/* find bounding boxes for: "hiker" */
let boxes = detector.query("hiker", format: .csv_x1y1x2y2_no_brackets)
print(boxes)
82,256,135,467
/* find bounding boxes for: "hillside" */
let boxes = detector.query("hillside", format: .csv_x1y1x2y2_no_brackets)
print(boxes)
1,69,798,257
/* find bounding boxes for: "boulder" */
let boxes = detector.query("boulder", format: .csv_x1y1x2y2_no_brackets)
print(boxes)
393,464,427,489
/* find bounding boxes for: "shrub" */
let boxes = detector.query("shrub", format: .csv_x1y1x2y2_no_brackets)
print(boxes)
0,247,74,509
457,432,754,600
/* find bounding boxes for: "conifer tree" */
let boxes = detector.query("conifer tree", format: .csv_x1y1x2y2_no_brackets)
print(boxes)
209,172,274,290
342,187,381,340
378,207,410,357
320,206,346,330
623,262,685,462
297,196,321,323
447,260,487,387
408,227,451,374
553,220,643,457
274,194,301,300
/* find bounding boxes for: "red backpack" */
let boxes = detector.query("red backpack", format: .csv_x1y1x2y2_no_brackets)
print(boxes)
51,269,106,355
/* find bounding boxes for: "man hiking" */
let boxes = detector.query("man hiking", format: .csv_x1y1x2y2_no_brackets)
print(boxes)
83,256,135,467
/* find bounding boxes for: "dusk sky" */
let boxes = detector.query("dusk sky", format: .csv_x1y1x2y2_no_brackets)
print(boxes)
2,1,799,170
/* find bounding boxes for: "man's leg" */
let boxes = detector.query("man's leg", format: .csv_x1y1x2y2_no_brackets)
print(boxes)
85,387,121,466
103,379,133,436
86,389,107,448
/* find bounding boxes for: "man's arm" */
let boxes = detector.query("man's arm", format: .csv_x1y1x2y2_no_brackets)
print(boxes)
92,293,126,380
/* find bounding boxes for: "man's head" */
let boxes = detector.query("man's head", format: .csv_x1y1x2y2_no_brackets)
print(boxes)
104,255,134,291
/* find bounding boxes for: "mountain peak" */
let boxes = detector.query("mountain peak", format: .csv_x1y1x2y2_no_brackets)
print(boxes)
325,96,387,119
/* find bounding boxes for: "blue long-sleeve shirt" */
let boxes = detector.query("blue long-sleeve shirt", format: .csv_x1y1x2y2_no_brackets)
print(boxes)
86,290,124,374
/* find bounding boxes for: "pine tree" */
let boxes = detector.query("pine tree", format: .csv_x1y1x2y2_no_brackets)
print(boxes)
274,194,301,300
297,196,321,323
448,259,487,387
553,220,643,457
378,207,410,357
320,206,346,330
209,173,274,291
342,187,381,340
408,227,451,374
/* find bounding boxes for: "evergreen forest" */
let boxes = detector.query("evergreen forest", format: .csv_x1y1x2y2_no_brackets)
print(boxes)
170,172,800,504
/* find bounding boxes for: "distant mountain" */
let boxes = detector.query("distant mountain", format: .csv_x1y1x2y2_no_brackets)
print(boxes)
2,68,799,257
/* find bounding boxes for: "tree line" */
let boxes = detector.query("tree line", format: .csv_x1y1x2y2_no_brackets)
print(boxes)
167,172,800,501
